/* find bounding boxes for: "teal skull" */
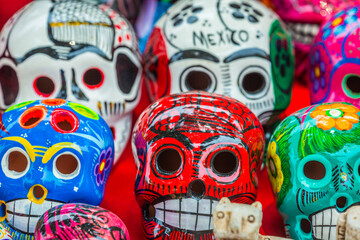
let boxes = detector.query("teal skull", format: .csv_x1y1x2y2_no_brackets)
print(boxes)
266,102,360,240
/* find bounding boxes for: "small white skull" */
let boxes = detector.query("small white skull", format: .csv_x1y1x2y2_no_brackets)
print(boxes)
0,0,142,162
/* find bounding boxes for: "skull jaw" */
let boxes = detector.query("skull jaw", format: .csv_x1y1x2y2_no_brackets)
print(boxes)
4,198,65,238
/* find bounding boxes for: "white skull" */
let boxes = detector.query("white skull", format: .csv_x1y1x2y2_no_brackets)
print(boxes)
144,0,294,130
0,0,142,163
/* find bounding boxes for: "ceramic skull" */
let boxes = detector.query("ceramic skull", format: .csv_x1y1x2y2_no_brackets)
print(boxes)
0,0,142,162
267,102,360,240
132,91,265,239
272,0,360,80
0,99,114,240
143,0,294,135
35,203,129,240
309,5,360,106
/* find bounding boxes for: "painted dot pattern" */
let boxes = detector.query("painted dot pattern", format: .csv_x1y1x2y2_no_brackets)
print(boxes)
170,4,203,27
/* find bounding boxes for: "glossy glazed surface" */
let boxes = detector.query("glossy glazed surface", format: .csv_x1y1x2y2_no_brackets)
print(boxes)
267,102,360,240
309,5,360,106
143,0,294,133
0,99,114,239
0,0,142,162
132,91,265,239
0,225,11,240
272,0,360,80
35,203,129,240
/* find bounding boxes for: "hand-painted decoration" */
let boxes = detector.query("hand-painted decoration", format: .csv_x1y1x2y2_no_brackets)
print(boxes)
0,99,114,240
132,91,265,239
272,0,360,81
309,5,360,107
143,0,294,143
337,205,360,240
213,197,291,240
267,102,360,240
83,0,143,24
136,0,176,53
0,0,142,163
35,203,129,240
0,224,11,240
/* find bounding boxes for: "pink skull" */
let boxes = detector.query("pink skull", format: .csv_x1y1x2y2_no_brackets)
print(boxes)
272,0,360,80
309,5,360,107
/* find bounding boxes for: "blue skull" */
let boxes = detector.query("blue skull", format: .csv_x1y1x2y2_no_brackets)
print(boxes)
0,99,114,239
267,102,360,240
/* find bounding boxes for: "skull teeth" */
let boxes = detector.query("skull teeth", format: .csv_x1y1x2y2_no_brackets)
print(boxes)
6,199,64,234
310,208,340,240
285,21,320,45
153,198,219,232
97,101,125,117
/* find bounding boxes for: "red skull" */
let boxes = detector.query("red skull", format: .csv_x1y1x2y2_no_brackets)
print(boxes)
132,91,265,239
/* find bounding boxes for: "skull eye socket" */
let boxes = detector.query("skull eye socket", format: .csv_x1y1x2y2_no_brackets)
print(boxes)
238,66,270,100
83,68,104,89
303,161,326,180
186,71,212,91
181,66,216,92
0,65,19,106
343,74,360,97
116,53,139,94
53,152,80,180
33,76,55,97
242,72,266,94
211,150,238,177
1,148,30,179
155,148,182,175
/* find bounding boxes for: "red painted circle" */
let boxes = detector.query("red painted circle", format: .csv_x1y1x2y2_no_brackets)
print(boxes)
82,68,105,89
50,109,79,133
41,99,66,106
33,76,55,97
19,106,47,129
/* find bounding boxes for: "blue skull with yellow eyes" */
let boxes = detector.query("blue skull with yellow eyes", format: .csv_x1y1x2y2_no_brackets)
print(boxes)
0,99,114,240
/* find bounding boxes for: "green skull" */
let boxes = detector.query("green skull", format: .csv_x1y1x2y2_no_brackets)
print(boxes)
267,102,360,240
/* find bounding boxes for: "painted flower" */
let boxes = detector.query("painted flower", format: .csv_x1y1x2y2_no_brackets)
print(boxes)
94,148,112,186
310,103,359,131
322,7,359,40
310,49,326,93
267,141,283,194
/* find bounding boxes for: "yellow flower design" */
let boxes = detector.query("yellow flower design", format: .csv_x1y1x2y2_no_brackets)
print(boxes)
267,141,283,194
310,103,359,131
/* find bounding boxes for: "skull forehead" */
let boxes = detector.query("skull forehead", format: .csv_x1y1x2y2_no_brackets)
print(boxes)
35,203,130,240
5,0,138,61
159,0,277,57
137,91,261,143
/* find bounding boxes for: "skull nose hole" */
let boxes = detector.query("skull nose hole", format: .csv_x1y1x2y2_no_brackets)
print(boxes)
189,180,205,199
34,186,45,199
300,218,312,234
336,196,347,209
144,204,155,221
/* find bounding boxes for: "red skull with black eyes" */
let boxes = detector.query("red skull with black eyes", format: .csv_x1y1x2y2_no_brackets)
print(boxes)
132,91,265,239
